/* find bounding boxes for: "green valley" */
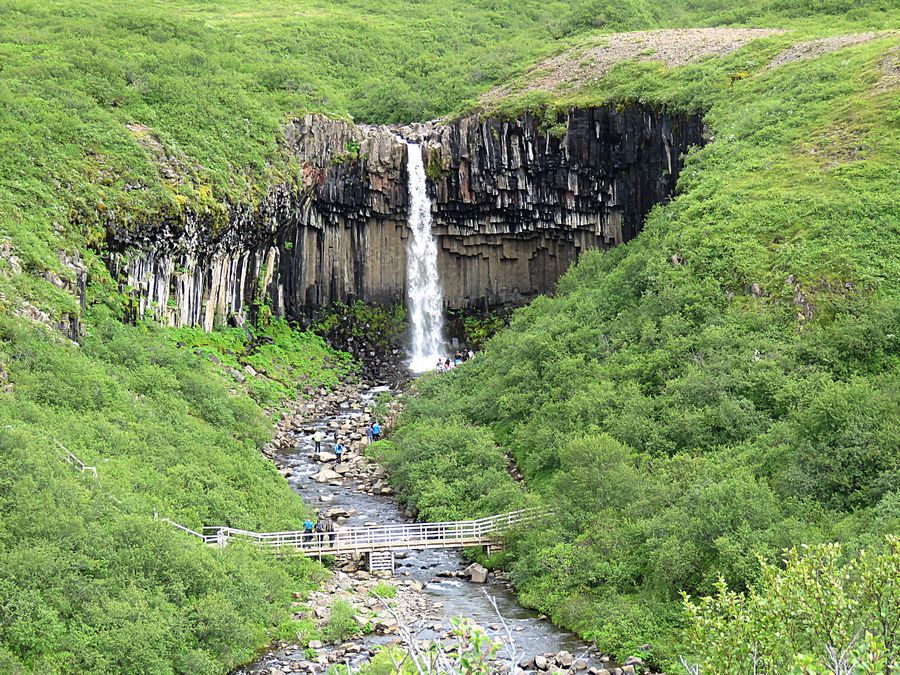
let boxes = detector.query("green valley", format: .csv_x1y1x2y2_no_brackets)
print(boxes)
0,0,897,672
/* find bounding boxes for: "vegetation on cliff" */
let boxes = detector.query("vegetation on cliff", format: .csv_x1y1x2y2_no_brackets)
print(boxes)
381,31,900,671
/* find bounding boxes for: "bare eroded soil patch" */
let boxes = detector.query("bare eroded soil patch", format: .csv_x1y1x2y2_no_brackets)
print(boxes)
482,28,784,104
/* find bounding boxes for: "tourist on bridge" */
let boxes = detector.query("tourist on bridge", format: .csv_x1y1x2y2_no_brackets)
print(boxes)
366,424,374,444
303,517,314,545
314,520,326,545
334,441,345,464
371,421,381,441
325,520,336,543
312,429,324,452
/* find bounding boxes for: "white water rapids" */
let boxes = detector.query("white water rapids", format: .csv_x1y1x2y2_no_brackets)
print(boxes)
404,141,445,372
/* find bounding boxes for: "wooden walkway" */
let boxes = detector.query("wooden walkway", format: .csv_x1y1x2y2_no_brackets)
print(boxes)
198,508,546,557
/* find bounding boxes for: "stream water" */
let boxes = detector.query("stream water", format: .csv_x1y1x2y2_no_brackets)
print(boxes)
242,385,602,673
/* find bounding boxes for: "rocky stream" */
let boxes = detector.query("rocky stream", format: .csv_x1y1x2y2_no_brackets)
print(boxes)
239,380,647,675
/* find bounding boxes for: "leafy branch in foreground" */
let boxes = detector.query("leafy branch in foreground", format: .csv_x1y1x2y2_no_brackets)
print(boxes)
682,536,899,673
364,591,528,674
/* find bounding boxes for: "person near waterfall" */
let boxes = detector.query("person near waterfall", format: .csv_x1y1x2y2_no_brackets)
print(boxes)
334,441,345,464
313,429,324,452
366,424,375,444
371,421,381,441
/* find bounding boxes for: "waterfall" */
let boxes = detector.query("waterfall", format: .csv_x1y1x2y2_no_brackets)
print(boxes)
404,141,445,372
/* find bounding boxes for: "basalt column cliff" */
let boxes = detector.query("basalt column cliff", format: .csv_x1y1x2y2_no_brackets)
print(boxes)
109,107,704,329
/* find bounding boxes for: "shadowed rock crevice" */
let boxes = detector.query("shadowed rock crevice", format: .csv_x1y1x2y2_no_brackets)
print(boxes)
107,106,704,329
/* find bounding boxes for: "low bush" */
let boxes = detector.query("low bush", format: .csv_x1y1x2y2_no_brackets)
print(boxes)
323,600,361,644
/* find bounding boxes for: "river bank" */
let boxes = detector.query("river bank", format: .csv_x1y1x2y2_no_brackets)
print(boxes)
240,380,634,675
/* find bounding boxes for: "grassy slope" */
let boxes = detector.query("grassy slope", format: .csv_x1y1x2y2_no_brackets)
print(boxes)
380,28,900,670
0,0,896,671
0,307,344,672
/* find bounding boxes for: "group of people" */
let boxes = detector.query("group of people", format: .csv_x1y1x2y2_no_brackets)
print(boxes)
302,517,336,545
435,349,476,372
310,420,382,466
301,418,385,546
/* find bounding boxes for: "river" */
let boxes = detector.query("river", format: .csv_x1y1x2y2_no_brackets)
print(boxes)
241,384,609,674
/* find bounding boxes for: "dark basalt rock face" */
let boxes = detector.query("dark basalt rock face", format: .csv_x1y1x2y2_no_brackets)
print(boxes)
107,106,704,329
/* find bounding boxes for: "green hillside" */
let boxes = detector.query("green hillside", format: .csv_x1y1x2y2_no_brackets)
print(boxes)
0,0,897,672
379,28,900,673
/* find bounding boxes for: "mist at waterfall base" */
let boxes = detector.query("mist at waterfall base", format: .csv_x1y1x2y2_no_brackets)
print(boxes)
404,141,447,373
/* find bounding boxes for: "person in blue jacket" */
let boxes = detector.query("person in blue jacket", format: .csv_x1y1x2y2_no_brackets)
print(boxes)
334,441,345,464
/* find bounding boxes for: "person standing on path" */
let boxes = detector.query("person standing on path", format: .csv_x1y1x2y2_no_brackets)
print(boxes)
371,421,381,442
313,429,324,452
303,517,314,545
366,424,374,445
334,441,345,464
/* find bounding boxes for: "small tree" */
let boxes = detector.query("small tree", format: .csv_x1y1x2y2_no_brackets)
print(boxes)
682,536,899,673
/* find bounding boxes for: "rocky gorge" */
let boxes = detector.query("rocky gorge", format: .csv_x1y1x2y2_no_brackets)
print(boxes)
108,106,704,330
244,378,653,675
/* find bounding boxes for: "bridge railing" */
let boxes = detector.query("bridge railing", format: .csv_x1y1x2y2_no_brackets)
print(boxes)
202,507,549,552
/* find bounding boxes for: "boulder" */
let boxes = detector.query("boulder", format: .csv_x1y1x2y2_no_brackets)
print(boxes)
556,650,574,667
534,654,549,670
312,469,341,483
314,451,337,462
375,617,399,634
463,563,488,583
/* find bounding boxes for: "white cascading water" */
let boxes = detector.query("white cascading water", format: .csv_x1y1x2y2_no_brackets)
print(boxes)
404,141,445,372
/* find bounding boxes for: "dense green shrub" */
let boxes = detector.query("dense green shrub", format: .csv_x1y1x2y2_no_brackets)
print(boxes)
683,537,900,672
0,313,329,672
387,37,900,668
171,319,352,408
323,600,361,644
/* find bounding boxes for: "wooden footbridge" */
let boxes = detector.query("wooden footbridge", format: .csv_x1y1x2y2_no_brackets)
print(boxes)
195,508,547,572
